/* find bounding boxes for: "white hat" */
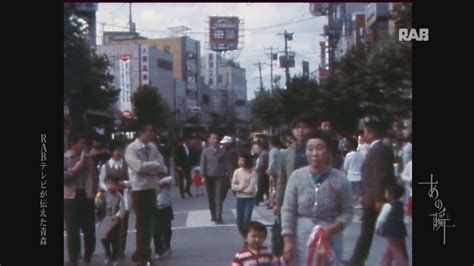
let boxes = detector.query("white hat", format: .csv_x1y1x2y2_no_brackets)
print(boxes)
220,135,234,144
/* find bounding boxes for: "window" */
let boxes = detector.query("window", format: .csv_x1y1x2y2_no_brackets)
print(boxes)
164,45,170,53
157,59,173,70
142,56,147,62
202,94,210,104
217,75,223,84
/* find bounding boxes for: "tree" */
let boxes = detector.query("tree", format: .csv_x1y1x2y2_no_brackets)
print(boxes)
251,89,284,129
280,77,323,125
248,4,412,134
132,85,171,128
64,4,119,132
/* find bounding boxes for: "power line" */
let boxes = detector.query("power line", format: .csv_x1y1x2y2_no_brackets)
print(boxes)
246,16,316,35
97,15,316,37
245,12,310,31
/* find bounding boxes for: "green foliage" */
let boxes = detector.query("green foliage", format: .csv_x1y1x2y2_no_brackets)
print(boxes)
64,4,119,131
132,85,172,128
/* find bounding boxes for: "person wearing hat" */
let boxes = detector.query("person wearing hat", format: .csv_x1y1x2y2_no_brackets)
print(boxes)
221,136,239,201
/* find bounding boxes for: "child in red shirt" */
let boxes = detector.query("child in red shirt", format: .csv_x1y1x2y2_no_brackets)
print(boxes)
232,221,286,266
192,167,205,196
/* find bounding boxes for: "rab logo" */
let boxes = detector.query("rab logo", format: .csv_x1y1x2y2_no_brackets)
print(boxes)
399,28,429,41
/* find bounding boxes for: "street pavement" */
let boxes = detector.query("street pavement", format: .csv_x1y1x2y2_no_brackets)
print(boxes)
64,185,412,266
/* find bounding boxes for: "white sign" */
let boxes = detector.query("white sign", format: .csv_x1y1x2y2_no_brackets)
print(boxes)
399,28,429,41
140,45,149,85
119,55,131,112
212,18,238,30
206,52,217,87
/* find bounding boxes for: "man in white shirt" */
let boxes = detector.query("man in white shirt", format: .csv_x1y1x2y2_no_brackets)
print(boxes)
343,138,364,207
401,133,412,170
125,123,168,265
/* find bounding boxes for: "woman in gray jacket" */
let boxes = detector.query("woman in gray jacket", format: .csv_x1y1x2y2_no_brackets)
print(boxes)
281,131,354,265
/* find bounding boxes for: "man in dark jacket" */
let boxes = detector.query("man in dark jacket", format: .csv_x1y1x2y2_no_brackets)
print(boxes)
346,120,395,266
221,135,239,200
175,136,193,198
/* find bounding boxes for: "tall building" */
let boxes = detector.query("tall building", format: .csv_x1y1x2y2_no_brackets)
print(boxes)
201,52,250,127
96,44,175,113
365,3,391,43
110,36,202,119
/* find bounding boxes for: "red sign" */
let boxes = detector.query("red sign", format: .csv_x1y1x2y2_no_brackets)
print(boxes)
209,16,239,52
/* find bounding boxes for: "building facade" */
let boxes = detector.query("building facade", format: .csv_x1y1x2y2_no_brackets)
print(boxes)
96,44,175,113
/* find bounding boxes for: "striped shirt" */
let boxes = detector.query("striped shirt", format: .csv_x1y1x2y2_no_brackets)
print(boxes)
232,246,285,266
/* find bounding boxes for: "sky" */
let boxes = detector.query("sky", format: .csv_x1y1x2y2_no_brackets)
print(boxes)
96,3,327,100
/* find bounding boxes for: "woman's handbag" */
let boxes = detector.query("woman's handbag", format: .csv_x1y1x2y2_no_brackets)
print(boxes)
271,216,284,256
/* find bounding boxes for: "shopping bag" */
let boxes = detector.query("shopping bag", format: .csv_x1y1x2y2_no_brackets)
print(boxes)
306,225,336,266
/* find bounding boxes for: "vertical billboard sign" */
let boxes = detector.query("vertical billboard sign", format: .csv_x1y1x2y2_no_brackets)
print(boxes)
119,55,131,112
209,16,239,52
140,45,149,86
206,52,217,87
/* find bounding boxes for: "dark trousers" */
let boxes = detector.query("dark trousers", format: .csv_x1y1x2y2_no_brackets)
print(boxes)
132,189,156,263
256,174,269,204
120,210,130,256
64,191,96,264
205,176,226,220
351,207,378,264
380,237,409,266
153,206,174,255
102,220,122,261
178,167,192,197
222,177,231,201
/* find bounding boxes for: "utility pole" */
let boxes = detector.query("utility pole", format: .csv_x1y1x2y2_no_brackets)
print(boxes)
254,62,264,91
278,30,294,88
284,30,290,87
265,47,277,90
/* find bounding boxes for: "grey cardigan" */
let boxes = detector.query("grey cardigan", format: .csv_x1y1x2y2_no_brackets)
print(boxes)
281,166,354,236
